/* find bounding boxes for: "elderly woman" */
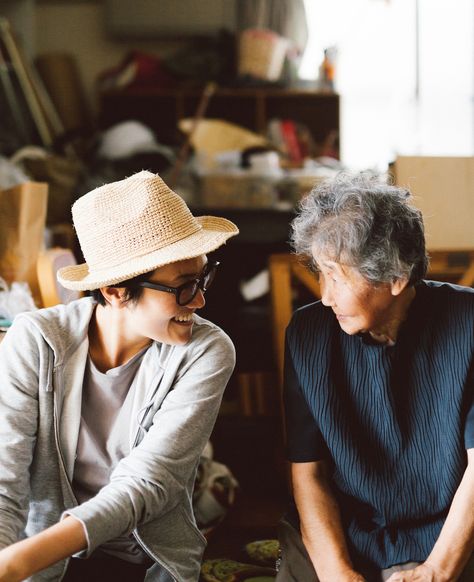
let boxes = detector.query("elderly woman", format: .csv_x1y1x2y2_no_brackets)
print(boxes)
277,173,474,582
0,171,238,582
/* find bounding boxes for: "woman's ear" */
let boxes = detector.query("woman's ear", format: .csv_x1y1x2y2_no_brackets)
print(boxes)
99,286,127,307
391,277,409,296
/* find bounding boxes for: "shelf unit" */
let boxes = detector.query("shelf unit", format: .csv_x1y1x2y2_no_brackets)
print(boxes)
99,86,340,152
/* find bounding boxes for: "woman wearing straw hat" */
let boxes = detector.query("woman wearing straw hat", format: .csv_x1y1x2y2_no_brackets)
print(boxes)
0,171,239,582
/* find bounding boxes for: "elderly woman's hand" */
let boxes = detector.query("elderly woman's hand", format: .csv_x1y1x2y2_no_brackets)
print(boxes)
348,574,367,582
331,567,366,582
385,562,450,582
344,571,367,582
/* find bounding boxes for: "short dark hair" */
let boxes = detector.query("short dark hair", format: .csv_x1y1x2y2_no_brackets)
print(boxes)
90,270,154,306
291,172,428,286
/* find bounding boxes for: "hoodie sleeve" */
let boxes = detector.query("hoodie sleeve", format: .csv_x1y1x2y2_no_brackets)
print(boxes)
0,317,42,548
65,322,235,556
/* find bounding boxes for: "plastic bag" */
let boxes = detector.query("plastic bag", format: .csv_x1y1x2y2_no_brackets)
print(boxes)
0,277,37,320
193,441,238,537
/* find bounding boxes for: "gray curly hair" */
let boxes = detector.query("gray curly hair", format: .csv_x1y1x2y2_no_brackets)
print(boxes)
291,172,428,285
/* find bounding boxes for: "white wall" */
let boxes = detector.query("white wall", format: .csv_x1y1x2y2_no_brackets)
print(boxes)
35,2,180,113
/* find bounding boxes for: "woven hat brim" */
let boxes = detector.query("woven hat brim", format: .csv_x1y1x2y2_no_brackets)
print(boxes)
58,216,238,291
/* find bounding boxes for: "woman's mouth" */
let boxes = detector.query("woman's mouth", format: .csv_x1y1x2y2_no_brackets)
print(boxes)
173,313,194,325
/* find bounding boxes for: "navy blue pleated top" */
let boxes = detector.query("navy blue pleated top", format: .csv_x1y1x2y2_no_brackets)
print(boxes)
284,280,474,571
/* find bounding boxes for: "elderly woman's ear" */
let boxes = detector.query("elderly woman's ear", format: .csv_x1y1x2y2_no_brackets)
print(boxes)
391,277,410,296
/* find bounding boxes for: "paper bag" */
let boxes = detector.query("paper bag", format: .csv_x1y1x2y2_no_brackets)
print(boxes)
21,155,82,225
0,181,48,305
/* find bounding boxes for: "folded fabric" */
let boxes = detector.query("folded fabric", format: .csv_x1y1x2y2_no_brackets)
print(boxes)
201,559,276,582
245,540,280,566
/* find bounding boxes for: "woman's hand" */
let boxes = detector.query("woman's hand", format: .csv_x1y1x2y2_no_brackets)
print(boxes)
385,562,449,582
0,516,87,582
0,545,25,582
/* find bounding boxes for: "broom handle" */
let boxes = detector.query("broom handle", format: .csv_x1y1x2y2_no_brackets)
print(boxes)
0,18,53,147
168,81,217,188
0,48,31,143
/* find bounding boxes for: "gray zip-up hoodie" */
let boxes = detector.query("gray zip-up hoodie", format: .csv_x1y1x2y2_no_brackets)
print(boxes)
0,298,235,581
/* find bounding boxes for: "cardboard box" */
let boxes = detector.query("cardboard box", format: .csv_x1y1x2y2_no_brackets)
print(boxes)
393,156,474,250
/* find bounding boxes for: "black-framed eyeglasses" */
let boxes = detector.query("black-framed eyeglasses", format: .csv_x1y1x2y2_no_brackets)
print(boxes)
137,261,219,306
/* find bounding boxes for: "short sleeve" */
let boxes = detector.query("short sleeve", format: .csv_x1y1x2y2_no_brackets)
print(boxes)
283,331,327,462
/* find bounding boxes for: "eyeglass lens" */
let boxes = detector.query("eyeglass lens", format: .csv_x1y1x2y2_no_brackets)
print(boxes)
178,263,217,306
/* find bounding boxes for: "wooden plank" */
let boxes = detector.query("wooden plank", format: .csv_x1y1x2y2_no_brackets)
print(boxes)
292,262,320,297
269,255,293,388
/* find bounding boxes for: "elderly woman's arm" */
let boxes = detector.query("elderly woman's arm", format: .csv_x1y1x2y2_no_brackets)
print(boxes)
292,461,366,582
386,448,474,582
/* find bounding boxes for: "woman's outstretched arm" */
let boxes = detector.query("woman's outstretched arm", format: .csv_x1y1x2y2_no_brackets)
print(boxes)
0,516,86,582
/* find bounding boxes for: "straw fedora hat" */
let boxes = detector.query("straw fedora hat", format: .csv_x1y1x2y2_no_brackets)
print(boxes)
58,171,239,291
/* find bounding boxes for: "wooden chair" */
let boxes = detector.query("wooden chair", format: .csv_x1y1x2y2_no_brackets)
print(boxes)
426,249,474,287
269,254,321,389
36,247,82,308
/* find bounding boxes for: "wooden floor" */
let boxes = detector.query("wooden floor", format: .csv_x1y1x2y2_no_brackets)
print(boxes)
204,489,286,562
203,414,289,564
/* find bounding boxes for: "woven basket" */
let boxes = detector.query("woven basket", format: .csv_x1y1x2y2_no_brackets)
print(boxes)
238,28,289,82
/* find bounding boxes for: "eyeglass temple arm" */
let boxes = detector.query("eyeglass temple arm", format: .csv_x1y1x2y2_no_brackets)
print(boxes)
140,282,176,293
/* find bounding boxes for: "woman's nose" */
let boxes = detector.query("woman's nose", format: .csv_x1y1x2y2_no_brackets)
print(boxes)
320,281,334,307
189,287,206,309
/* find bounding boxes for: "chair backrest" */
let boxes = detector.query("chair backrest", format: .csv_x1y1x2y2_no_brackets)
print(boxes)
269,254,321,389
427,249,474,287
36,247,82,308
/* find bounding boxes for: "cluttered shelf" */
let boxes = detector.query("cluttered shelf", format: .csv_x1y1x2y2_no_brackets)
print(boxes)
99,86,340,155
101,86,338,97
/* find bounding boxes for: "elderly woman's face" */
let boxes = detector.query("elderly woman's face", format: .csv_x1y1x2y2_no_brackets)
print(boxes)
315,256,403,336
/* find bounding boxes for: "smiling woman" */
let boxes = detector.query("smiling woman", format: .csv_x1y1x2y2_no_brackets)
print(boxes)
0,171,239,582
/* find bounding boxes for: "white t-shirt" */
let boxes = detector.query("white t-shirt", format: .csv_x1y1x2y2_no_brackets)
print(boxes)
73,346,152,565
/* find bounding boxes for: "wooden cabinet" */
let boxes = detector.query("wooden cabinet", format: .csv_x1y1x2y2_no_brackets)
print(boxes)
99,87,340,152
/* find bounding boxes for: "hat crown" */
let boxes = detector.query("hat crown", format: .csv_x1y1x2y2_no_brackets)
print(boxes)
58,171,238,290
73,171,201,272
